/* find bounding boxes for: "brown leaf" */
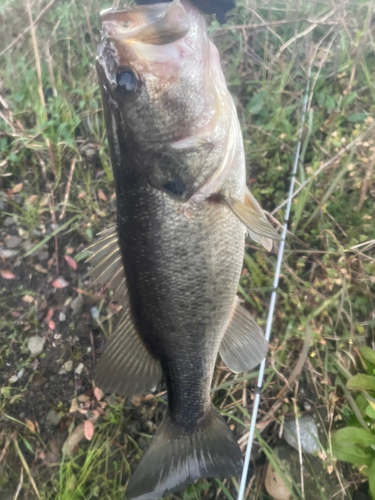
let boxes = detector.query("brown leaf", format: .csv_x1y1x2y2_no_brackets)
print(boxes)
97,189,107,202
45,309,54,322
27,195,38,205
22,295,34,303
64,256,77,271
25,418,36,434
34,264,48,274
52,277,69,289
1,270,15,280
93,387,104,402
10,183,23,194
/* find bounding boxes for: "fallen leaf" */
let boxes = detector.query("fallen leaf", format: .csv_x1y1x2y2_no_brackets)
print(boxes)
52,277,69,289
25,418,36,434
47,257,54,268
1,270,15,280
45,309,54,322
22,295,34,304
78,192,86,199
77,394,90,403
98,189,107,202
63,414,99,456
64,256,77,271
93,387,104,402
69,398,79,413
34,264,48,274
131,395,144,407
48,320,56,330
27,195,38,204
10,183,23,194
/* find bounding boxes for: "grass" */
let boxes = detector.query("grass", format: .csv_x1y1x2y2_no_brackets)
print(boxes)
0,0,375,498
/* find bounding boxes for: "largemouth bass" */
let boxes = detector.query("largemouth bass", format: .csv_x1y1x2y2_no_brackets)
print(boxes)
88,1,280,498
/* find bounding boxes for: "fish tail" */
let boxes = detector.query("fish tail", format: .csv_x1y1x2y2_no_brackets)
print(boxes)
126,404,243,500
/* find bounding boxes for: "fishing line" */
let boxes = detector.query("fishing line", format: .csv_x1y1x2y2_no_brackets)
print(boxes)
237,65,312,500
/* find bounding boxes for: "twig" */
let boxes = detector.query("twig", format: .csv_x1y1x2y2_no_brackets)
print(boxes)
273,8,339,61
0,433,12,467
26,0,45,110
0,0,58,57
271,121,375,215
13,468,24,500
24,215,79,257
13,435,40,500
293,382,304,498
60,158,77,220
354,152,375,212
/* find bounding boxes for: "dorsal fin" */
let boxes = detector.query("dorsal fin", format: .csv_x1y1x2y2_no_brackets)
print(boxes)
219,298,268,373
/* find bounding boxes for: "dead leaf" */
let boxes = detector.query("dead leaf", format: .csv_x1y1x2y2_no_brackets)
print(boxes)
64,256,77,271
83,420,94,441
93,387,104,402
48,320,56,330
10,183,23,194
45,309,54,322
77,394,90,403
34,264,48,274
98,189,107,202
27,195,38,204
131,395,144,407
69,398,79,413
25,418,36,434
78,192,86,199
1,270,15,280
52,277,69,289
62,414,99,456
22,295,34,304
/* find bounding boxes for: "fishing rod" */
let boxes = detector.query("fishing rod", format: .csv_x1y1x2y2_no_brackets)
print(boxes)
237,65,312,500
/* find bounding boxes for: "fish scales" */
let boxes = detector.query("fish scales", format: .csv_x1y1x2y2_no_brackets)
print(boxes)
117,174,245,425
88,1,280,498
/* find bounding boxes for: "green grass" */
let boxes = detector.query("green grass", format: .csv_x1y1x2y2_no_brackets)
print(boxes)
1,0,375,498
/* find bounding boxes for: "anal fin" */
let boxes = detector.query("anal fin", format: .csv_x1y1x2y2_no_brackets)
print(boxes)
95,311,162,397
219,299,268,373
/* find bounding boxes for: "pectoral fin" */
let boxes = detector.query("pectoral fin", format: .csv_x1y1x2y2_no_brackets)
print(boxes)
221,192,281,248
95,311,162,396
219,299,268,373
86,226,127,303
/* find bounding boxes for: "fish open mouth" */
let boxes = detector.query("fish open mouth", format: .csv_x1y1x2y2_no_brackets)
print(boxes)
99,1,191,46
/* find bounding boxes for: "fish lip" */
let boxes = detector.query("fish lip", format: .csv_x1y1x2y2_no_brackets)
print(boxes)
98,0,190,46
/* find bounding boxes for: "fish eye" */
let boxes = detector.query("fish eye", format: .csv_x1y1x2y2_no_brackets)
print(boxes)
115,67,139,95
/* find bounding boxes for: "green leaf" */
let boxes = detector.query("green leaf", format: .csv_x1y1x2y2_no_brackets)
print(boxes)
365,405,375,420
348,112,368,123
325,95,336,110
74,251,91,262
359,347,375,366
370,460,375,499
333,427,375,447
347,374,375,392
333,443,372,467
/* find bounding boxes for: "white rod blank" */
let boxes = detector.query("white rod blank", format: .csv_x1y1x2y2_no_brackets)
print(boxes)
236,66,312,500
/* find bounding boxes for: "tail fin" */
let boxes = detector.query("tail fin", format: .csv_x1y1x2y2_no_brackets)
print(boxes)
126,405,243,500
